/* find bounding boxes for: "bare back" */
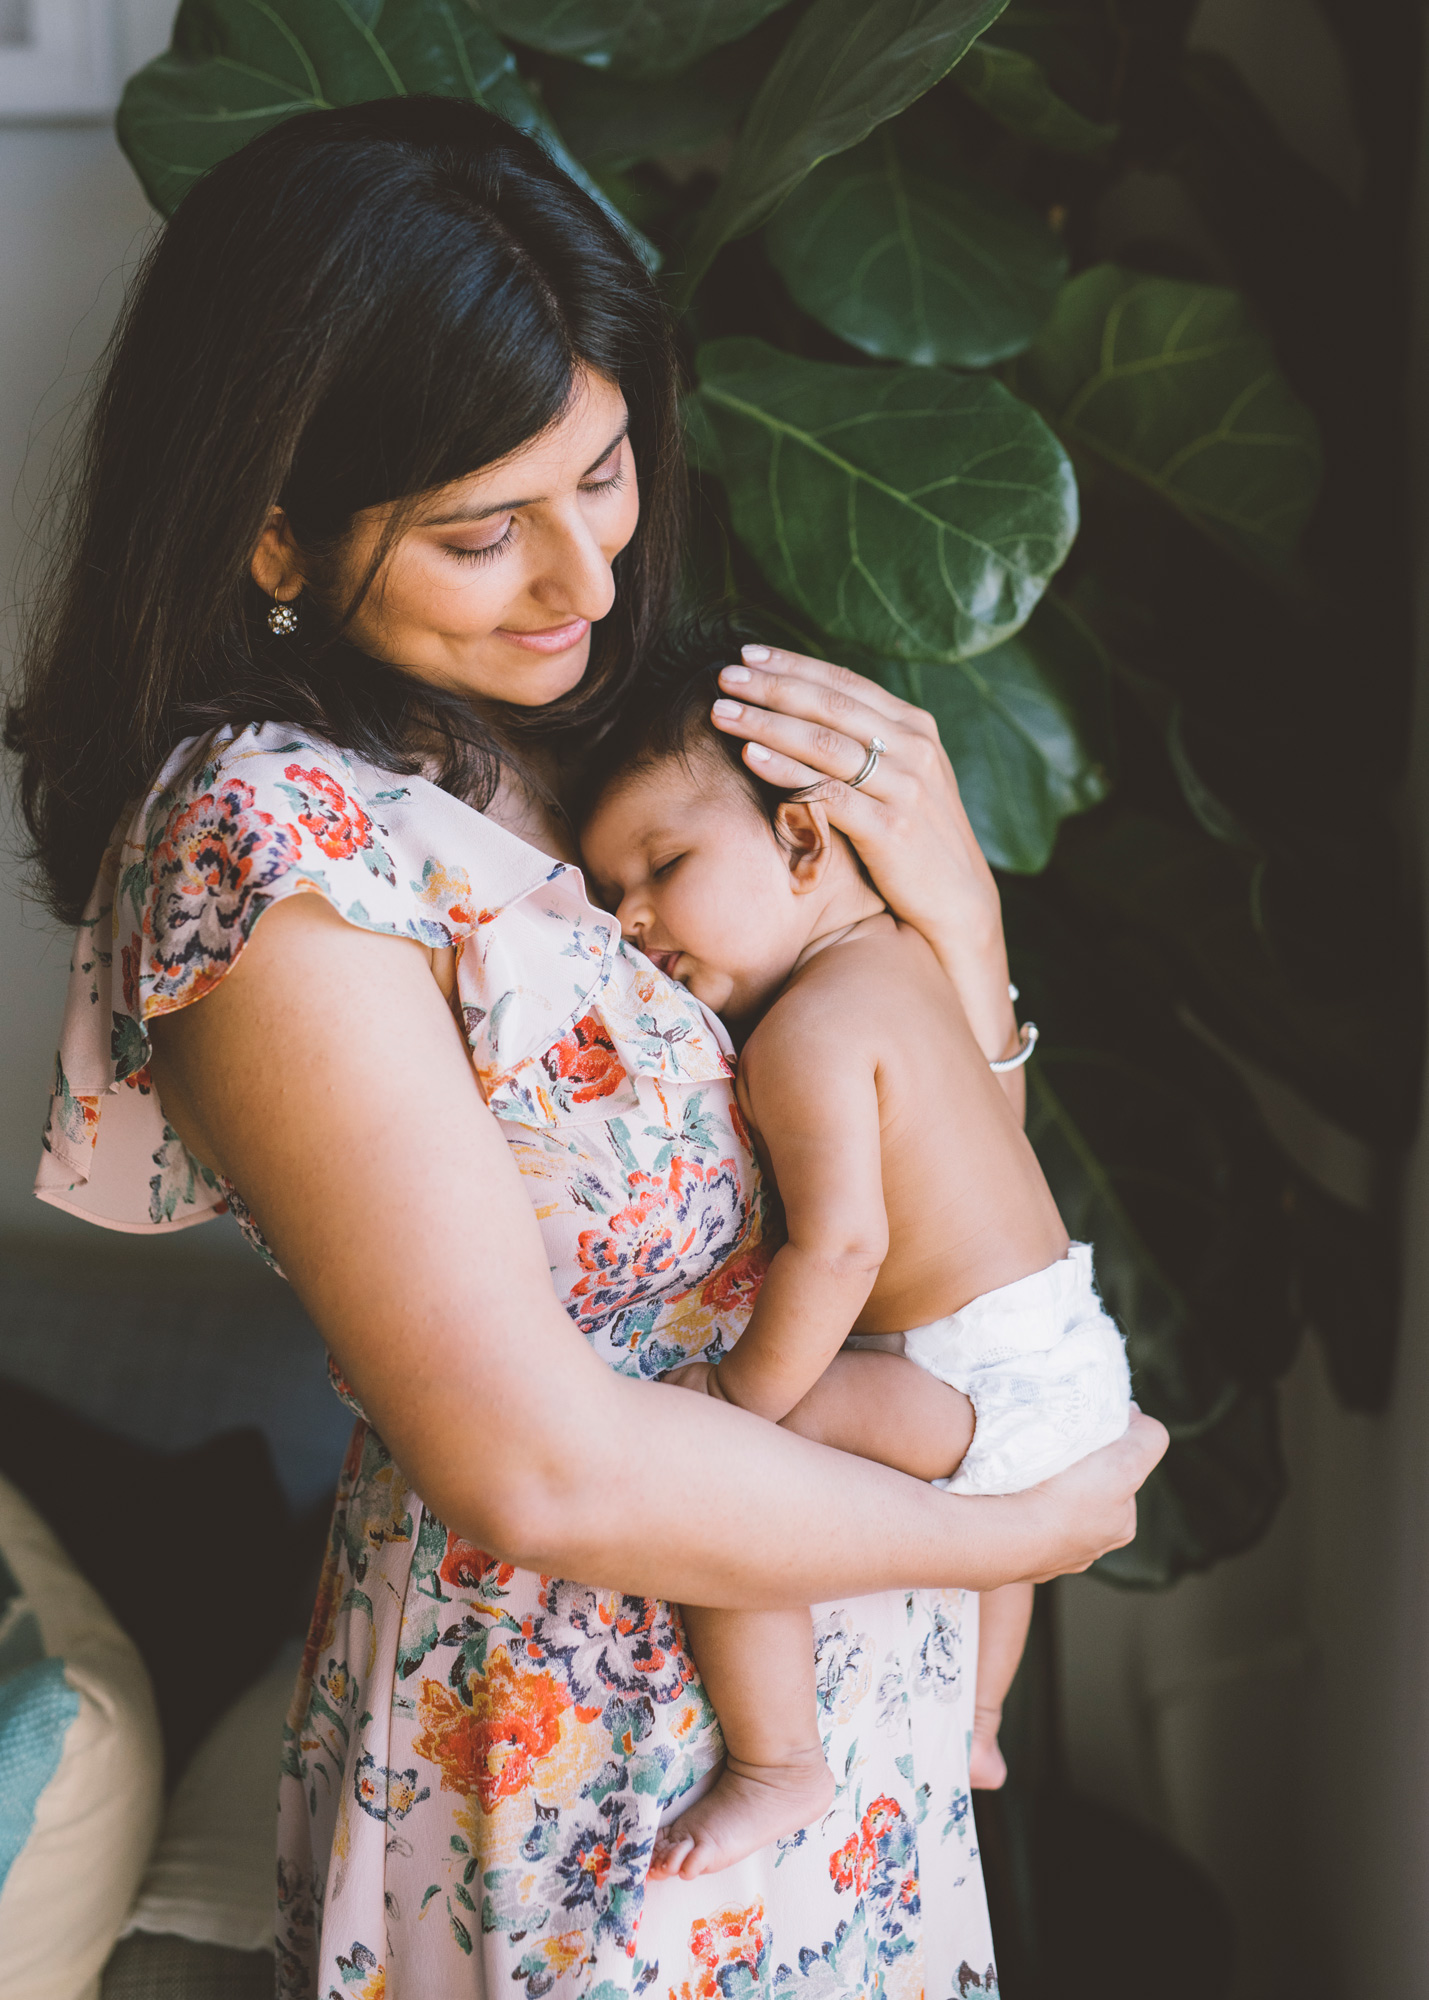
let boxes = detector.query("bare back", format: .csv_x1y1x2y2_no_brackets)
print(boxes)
739,915,1068,1336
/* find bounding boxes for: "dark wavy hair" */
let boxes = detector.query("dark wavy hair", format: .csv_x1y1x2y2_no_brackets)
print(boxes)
580,613,783,826
5,97,684,924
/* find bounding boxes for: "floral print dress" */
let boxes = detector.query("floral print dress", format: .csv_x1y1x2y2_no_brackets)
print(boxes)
37,722,998,2000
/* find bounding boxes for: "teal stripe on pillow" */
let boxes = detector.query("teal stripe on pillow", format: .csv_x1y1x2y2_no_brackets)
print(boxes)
0,1657,80,1889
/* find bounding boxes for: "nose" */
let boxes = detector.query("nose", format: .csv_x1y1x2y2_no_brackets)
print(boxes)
615,888,646,941
534,505,617,625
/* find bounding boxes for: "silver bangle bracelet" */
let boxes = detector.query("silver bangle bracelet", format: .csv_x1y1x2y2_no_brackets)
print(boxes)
990,1020,1039,1072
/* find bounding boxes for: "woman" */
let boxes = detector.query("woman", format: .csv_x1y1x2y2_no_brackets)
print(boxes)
9,100,1164,1999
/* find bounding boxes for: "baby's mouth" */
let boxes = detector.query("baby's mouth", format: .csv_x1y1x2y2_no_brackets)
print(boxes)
644,946,683,978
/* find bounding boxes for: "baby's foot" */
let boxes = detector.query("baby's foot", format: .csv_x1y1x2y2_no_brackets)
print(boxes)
968,1704,1007,1790
648,1749,835,1881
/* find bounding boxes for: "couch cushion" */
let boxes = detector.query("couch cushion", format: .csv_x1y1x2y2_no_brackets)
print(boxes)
0,1471,162,2000
124,1639,302,1955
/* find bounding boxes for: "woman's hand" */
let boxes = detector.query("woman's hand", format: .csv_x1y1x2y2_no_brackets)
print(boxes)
710,645,1023,1103
1015,1409,1170,1583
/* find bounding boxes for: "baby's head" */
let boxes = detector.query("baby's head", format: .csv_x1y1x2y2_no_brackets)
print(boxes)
580,621,883,1026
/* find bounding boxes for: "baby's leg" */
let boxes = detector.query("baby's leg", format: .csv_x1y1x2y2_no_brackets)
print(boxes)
969,1580,1034,1790
780,1349,976,1481
650,1605,834,1881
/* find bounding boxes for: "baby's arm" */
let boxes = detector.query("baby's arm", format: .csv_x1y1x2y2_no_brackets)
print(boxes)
778,1348,974,1480
706,1011,889,1423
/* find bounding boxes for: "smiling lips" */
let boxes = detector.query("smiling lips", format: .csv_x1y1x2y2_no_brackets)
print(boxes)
496,616,590,654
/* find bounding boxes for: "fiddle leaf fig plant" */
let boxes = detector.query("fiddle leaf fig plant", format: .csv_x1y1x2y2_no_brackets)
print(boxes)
1011,267,1325,570
117,0,645,255
117,0,1420,1591
765,127,1069,369
689,338,1079,661
470,0,792,77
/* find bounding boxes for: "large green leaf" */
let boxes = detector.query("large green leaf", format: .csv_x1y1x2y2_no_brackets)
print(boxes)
691,337,1077,663
952,40,1118,154
116,0,648,262
473,0,792,80
1011,265,1323,570
679,0,1011,291
764,127,1066,368
536,49,753,171
877,597,1111,872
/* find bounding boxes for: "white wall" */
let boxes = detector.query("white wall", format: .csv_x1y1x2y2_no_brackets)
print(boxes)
0,0,232,1248
0,118,150,1238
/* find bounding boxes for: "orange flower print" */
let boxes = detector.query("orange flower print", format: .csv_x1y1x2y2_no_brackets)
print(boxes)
438,1533,516,1595
698,1228,772,1318
146,779,301,1007
413,1648,571,1813
569,1155,744,1334
282,763,373,860
417,859,478,933
830,1793,907,1896
670,1903,768,2000
542,1014,628,1108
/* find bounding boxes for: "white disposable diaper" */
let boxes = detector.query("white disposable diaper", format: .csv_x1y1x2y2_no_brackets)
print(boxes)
902,1242,1131,1496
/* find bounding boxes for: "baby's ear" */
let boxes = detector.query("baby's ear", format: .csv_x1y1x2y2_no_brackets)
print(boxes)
774,800,834,892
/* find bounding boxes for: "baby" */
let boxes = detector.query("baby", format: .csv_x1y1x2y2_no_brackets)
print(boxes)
579,629,1132,1881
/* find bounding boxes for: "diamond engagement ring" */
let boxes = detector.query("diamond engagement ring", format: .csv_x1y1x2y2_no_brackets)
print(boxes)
849,736,888,789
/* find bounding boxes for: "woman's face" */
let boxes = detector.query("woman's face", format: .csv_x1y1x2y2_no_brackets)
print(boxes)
269,367,639,707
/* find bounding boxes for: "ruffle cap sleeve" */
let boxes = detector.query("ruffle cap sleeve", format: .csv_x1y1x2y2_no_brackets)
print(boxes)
35,721,552,1233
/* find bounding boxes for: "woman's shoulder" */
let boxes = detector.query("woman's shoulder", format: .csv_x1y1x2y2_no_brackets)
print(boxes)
33,720,566,1236
119,720,558,1020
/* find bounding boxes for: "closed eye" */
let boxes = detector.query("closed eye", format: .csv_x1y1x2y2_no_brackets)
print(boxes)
581,442,626,494
652,854,683,879
446,519,516,565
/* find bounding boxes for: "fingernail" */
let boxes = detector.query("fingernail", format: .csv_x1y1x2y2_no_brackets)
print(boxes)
746,743,771,764
741,645,771,663
712,699,743,720
720,665,752,685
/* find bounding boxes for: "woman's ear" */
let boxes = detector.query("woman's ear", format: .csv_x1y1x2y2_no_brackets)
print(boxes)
250,506,306,601
774,800,834,893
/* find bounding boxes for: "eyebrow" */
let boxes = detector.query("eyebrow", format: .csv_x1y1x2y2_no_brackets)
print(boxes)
419,421,629,528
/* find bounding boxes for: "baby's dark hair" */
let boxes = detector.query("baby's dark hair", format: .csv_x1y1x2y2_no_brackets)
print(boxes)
584,614,789,832
584,616,877,891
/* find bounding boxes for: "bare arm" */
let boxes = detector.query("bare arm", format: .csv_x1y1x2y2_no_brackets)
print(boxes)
711,647,1024,1118
149,895,1164,1605
698,1027,888,1424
